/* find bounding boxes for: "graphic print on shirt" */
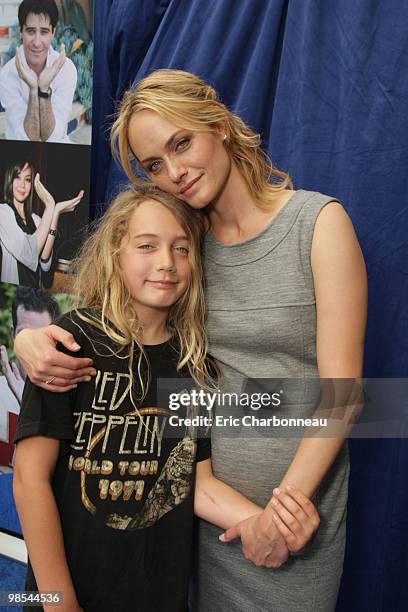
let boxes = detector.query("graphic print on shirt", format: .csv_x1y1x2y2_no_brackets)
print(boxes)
67,369,197,530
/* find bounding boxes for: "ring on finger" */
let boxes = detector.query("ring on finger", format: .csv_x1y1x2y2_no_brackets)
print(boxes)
44,376,56,384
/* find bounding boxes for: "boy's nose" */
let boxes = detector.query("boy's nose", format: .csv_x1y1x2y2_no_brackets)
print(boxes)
158,249,176,272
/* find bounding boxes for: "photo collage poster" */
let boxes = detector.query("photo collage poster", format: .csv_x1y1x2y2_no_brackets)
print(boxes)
0,0,93,587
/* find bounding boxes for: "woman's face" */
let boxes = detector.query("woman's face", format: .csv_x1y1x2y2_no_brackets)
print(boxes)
12,163,32,205
128,110,231,209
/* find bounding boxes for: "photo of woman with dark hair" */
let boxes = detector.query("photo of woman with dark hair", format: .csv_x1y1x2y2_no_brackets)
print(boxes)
0,159,84,287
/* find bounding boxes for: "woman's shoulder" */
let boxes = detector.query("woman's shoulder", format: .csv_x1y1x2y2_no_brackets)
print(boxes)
0,204,18,231
0,203,13,214
290,188,341,204
291,189,347,222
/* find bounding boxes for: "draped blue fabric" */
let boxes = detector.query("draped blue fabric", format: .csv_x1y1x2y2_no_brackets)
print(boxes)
92,1,408,609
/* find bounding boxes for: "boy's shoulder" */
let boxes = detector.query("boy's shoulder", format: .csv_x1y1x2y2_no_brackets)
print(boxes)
55,307,95,334
54,308,105,355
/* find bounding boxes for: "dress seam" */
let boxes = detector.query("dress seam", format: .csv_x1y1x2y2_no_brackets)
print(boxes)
207,301,316,311
299,305,306,380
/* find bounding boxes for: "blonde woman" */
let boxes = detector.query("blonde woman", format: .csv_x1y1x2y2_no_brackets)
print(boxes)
13,185,318,612
14,71,367,611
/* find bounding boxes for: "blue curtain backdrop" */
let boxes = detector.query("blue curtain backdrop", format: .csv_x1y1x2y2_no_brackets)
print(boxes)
92,1,408,610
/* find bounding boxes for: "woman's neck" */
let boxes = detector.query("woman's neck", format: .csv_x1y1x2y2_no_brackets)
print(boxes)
207,163,294,245
13,200,26,222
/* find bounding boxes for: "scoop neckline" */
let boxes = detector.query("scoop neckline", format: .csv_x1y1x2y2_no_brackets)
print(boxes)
205,189,303,249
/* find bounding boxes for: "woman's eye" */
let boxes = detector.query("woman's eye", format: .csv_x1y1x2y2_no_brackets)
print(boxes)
148,161,161,173
138,244,154,250
175,138,190,151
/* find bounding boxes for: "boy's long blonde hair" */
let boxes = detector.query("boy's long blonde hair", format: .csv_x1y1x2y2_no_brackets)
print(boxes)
111,69,292,210
72,185,213,398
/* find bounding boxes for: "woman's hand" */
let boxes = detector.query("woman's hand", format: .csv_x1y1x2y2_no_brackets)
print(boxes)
13,325,96,393
219,485,320,567
220,510,289,568
269,485,320,555
55,190,84,215
34,174,55,209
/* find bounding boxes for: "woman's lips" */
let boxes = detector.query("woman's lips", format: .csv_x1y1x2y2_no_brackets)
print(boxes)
180,175,202,195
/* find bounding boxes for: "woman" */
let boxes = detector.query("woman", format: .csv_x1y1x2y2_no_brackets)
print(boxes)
0,160,84,287
14,70,367,611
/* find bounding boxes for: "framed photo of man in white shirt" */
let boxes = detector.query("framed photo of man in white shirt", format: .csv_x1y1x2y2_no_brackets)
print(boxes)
0,0,92,144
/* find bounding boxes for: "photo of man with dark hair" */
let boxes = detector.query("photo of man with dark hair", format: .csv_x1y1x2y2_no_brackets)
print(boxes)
0,0,77,142
0,286,60,469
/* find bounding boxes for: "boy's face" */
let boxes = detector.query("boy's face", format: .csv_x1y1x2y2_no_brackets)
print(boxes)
20,12,54,71
119,200,191,323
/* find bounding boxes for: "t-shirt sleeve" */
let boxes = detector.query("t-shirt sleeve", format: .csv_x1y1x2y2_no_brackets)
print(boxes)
196,437,211,462
14,311,86,444
14,379,75,443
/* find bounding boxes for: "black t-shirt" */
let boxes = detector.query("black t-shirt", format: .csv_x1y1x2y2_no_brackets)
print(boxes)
15,310,211,612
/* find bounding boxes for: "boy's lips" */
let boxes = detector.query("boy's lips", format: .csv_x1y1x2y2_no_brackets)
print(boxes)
147,280,178,288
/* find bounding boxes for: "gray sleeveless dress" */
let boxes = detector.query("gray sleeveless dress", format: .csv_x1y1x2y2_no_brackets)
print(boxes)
191,190,349,612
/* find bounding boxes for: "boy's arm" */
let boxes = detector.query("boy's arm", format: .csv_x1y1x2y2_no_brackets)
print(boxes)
196,459,321,569
13,436,82,611
194,458,261,529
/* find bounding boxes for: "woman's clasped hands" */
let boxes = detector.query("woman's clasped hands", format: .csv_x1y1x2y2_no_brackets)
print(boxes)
220,485,320,568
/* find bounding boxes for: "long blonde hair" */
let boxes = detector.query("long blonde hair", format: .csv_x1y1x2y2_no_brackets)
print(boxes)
111,69,292,210
72,184,214,399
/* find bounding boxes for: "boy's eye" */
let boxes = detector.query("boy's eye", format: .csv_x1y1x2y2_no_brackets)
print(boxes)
175,246,189,255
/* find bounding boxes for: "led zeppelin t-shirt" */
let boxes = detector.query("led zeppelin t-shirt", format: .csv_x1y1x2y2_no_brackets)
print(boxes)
15,310,211,612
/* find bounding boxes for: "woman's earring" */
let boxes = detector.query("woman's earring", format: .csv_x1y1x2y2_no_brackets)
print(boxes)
223,134,227,142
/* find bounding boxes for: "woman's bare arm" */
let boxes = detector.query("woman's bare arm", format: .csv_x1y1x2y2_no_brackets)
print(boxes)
223,202,367,566
40,190,84,262
276,201,367,495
